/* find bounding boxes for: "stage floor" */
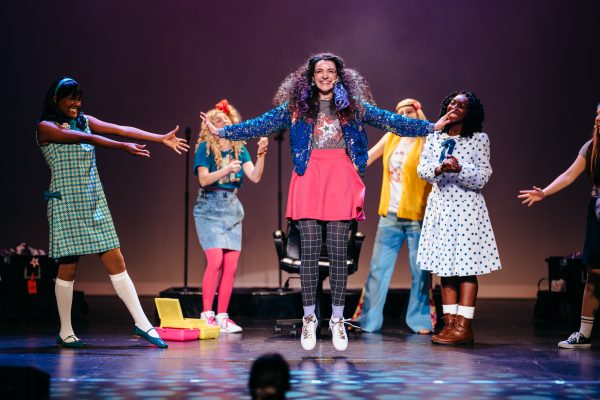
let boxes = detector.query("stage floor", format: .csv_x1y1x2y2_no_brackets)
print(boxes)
1,297,599,399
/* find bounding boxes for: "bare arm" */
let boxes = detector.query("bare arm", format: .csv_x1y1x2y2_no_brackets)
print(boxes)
37,121,149,157
518,155,586,206
86,115,188,154
367,133,389,167
197,161,241,187
242,138,268,183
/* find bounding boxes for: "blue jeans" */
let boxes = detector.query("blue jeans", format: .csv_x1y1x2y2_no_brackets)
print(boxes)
357,214,432,333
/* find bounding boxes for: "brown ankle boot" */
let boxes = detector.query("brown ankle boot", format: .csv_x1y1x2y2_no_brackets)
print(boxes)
431,314,456,342
432,315,474,345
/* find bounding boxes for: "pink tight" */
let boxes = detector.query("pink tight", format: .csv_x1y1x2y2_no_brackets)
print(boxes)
202,248,241,313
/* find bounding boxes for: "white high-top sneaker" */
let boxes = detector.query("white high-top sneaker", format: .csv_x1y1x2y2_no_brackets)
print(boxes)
216,313,243,333
200,310,218,326
301,314,318,351
329,317,348,351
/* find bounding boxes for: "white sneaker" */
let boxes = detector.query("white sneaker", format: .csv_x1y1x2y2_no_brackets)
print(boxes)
200,311,218,326
558,331,591,349
216,313,243,333
329,318,348,351
301,314,318,351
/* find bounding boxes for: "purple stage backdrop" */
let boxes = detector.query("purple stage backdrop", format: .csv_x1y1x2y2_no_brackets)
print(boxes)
1,1,599,297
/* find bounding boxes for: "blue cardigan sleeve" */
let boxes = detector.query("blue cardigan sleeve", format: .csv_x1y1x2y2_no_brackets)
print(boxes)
362,102,432,137
220,103,292,141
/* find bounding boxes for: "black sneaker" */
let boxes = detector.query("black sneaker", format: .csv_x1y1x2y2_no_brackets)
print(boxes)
558,332,591,349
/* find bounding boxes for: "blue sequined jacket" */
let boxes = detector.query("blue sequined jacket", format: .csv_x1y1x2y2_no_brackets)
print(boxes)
220,102,432,176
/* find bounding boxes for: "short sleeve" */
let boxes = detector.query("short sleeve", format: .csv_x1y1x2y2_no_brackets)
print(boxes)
193,142,213,176
239,145,252,164
579,139,592,158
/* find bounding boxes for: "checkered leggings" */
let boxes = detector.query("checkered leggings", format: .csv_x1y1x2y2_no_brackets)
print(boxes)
297,220,351,307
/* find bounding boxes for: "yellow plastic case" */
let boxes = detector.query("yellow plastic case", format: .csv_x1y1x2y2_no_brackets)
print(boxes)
154,297,220,340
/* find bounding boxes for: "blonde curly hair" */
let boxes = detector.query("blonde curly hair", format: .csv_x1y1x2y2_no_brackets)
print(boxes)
395,98,427,120
196,100,246,167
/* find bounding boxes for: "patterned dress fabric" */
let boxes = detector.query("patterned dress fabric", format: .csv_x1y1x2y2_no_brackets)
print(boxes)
416,132,501,276
39,116,120,258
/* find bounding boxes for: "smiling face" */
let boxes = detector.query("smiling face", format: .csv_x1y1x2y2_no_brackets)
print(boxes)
446,94,469,123
397,105,418,119
210,111,232,129
56,94,81,119
313,60,338,96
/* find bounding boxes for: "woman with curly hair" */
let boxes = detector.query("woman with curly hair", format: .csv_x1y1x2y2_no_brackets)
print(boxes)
519,103,600,349
194,100,268,333
353,98,435,335
417,91,501,345
37,77,189,349
201,53,455,351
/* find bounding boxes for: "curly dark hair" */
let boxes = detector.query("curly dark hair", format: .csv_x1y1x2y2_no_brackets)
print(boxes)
438,90,485,138
39,77,87,131
273,53,374,125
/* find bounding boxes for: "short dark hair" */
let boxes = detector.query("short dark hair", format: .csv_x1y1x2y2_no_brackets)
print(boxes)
439,90,485,138
248,353,290,400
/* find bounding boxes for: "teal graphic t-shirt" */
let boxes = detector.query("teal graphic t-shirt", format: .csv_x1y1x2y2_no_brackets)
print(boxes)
193,142,251,190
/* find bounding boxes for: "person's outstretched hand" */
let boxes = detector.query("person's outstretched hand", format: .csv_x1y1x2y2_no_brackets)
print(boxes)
518,186,545,206
200,113,219,137
161,125,189,154
433,110,458,131
123,143,150,157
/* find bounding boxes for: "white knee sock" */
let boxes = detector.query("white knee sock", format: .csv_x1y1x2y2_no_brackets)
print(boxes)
580,316,594,338
109,271,158,338
457,305,475,319
55,278,76,340
442,304,458,314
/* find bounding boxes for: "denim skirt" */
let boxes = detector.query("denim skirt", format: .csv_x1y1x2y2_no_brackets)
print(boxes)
193,189,244,251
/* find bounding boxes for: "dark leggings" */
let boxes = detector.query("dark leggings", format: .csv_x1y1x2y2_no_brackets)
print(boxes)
297,220,351,307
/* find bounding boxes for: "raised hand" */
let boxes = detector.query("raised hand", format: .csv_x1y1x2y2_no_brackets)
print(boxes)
200,112,220,137
161,125,189,154
518,186,545,206
257,137,268,156
433,110,458,131
123,143,150,158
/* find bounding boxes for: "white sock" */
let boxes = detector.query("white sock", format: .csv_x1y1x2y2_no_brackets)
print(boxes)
55,278,76,340
442,304,458,315
580,316,594,338
457,305,475,319
109,271,158,338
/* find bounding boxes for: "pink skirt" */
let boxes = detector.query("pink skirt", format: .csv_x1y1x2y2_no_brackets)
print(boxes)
286,149,366,221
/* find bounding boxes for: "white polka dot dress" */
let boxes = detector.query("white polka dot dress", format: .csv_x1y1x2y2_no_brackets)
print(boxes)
416,132,501,277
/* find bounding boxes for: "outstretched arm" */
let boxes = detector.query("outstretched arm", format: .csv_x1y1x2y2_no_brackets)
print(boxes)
518,155,586,206
37,121,150,157
362,103,456,137
201,104,291,141
243,137,269,183
86,115,189,154
367,133,389,167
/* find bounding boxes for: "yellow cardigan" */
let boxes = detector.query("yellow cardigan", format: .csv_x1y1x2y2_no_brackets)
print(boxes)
378,134,431,220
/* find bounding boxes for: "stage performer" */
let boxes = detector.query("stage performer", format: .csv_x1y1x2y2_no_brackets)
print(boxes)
519,102,600,349
37,77,189,348
417,91,501,345
194,100,268,333
353,98,434,334
201,53,455,351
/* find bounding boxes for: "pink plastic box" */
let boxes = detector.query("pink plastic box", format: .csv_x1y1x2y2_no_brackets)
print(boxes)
155,327,199,341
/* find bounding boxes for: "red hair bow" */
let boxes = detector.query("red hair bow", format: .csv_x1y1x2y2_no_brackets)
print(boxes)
412,101,422,110
215,99,231,116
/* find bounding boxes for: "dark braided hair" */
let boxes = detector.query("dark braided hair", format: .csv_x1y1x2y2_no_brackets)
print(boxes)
438,90,485,138
39,77,87,131
273,53,374,125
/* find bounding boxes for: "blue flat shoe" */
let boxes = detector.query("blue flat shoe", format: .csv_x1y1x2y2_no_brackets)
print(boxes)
56,335,86,348
133,326,168,348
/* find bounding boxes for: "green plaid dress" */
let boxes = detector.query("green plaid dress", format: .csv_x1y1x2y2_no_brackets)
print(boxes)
39,116,120,258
